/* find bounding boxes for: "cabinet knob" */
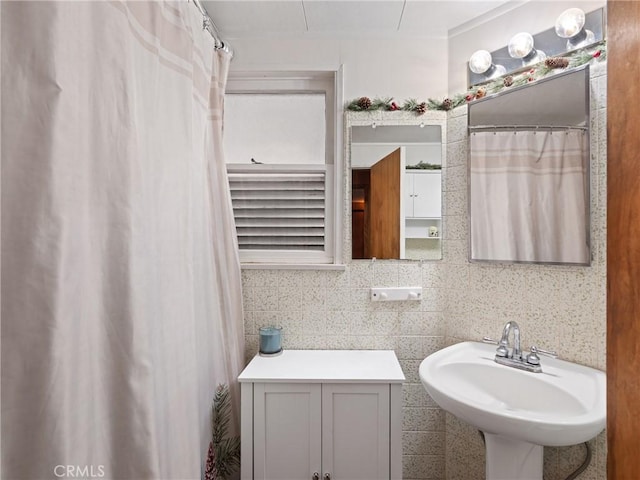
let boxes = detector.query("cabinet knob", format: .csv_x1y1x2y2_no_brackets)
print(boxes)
324,474,331,480
312,473,320,480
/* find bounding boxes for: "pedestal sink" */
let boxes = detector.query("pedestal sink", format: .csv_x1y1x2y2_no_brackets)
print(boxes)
419,341,606,480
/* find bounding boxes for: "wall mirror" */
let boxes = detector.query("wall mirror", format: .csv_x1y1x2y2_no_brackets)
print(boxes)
346,112,446,261
468,65,591,265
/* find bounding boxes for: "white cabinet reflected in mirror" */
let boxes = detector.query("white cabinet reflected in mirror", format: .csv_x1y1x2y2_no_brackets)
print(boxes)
347,112,446,261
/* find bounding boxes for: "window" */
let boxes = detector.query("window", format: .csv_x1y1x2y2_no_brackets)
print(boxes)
224,71,342,265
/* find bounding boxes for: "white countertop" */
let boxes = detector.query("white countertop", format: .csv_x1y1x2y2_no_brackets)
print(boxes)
238,350,405,384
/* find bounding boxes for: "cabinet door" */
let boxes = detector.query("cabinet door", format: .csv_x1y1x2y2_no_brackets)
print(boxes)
322,384,390,480
253,383,322,480
412,172,441,218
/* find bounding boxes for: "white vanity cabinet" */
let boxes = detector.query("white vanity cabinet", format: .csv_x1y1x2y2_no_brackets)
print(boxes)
238,350,405,480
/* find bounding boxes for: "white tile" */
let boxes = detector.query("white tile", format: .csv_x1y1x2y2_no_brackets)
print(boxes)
374,262,400,287
253,286,279,311
399,263,423,285
421,262,446,289
278,285,303,310
403,407,445,432
303,310,327,335
443,189,466,216
397,336,425,360
447,115,468,143
349,261,374,287
403,431,445,456
445,164,467,192
402,454,446,479
421,288,446,313
442,214,467,241
446,140,468,168
324,310,353,336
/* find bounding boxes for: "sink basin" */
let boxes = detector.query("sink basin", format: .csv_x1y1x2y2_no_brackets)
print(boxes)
419,341,606,480
419,341,605,446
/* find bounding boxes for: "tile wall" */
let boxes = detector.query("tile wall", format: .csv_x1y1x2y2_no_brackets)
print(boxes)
240,61,607,480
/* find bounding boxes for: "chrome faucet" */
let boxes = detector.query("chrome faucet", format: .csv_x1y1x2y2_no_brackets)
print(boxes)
483,321,558,373
498,321,522,360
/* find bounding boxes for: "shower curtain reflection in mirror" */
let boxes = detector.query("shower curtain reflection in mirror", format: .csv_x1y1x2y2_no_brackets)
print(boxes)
469,129,590,264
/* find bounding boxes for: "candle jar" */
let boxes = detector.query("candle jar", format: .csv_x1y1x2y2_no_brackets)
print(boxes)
259,326,283,356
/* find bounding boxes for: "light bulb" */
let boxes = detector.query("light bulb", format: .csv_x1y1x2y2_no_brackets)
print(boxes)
508,32,546,66
469,50,492,74
508,32,534,58
555,8,595,50
468,50,506,80
555,8,585,38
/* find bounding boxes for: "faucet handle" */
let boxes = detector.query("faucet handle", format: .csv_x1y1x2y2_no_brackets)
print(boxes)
526,345,558,365
530,345,558,358
483,337,509,357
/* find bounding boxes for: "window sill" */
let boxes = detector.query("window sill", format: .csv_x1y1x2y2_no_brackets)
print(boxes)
240,263,347,271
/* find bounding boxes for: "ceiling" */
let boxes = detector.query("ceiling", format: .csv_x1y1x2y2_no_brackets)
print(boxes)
201,0,520,39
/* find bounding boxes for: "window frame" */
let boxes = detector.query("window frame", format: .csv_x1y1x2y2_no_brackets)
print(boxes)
225,69,344,267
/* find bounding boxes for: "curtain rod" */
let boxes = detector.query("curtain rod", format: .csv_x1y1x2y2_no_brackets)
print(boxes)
190,0,233,57
469,125,588,132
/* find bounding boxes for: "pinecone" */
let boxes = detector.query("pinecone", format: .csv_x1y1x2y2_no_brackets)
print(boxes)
415,102,427,115
475,87,486,100
356,96,372,110
545,57,569,69
503,75,514,87
441,98,453,111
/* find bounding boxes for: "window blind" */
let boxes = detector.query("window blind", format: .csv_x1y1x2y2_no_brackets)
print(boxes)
228,170,327,252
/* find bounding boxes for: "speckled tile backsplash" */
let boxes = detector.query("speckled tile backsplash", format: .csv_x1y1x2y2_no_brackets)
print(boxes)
240,62,607,480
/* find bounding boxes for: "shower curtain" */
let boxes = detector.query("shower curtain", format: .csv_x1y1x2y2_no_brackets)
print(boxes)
470,129,589,264
1,2,244,479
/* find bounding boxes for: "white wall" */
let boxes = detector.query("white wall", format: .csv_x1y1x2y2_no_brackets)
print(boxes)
351,143,441,169
229,35,449,102
448,0,605,94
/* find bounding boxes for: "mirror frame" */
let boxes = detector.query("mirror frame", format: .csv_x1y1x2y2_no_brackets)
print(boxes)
344,110,447,262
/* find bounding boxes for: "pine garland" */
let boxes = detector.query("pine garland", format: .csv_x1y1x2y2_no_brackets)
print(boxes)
346,97,372,111
345,97,402,111
406,161,442,170
209,384,241,480
371,97,393,110
402,98,418,111
345,41,606,114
